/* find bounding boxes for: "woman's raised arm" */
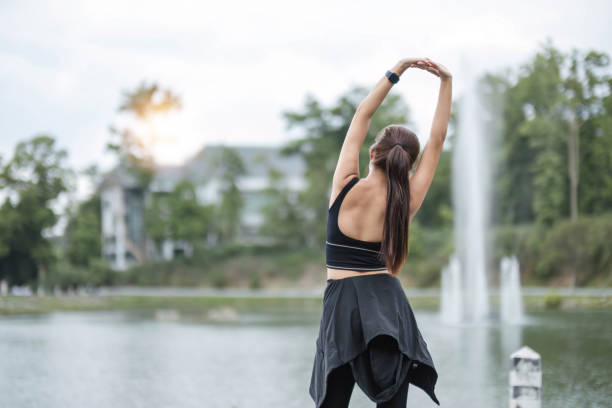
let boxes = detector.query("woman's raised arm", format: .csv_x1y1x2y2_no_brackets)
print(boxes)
408,59,453,219
330,57,430,193
357,59,414,117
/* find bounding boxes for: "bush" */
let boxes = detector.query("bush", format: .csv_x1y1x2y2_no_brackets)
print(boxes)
248,271,261,289
44,258,116,291
55,213,612,290
544,291,562,309
492,214,612,287
45,262,89,291
534,215,612,285
209,269,228,288
88,258,117,286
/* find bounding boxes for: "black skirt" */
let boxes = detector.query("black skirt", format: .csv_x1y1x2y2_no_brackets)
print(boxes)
309,273,440,406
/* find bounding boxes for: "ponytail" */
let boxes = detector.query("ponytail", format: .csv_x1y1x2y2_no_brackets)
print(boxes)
380,146,412,275
371,125,420,276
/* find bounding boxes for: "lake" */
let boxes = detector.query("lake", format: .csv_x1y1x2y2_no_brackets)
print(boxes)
0,299,610,407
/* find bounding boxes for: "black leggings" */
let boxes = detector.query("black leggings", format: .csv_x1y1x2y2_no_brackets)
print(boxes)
321,335,410,408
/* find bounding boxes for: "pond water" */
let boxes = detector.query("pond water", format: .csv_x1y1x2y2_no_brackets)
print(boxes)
0,301,610,407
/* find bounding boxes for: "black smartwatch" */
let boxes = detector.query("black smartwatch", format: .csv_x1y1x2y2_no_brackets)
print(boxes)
385,70,400,84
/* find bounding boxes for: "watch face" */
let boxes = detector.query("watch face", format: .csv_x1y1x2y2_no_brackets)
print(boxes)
386,71,398,83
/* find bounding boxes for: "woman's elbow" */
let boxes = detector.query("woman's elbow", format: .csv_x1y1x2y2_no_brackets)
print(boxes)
355,104,374,119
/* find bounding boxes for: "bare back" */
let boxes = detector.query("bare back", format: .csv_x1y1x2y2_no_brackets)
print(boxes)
333,178,387,243
327,176,409,280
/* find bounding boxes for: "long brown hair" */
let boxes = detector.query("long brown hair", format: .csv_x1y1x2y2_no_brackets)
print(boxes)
370,125,420,275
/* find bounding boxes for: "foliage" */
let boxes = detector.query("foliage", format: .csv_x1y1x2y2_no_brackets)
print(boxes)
533,214,612,286
145,180,216,252
2,42,612,291
493,38,612,225
544,291,563,309
493,213,612,287
64,194,102,266
0,135,72,286
119,243,322,288
209,146,246,243
107,81,182,188
61,189,116,289
258,167,308,247
414,149,453,228
118,81,182,119
45,258,116,291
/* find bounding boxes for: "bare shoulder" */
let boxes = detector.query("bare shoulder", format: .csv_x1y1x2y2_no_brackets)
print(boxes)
328,173,359,209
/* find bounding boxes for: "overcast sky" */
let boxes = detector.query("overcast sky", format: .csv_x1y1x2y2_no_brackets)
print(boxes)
1,0,611,182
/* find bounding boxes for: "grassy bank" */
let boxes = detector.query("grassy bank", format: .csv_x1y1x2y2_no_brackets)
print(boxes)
0,294,320,316
1,290,610,316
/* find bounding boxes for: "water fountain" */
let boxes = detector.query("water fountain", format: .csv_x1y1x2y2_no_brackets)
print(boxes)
440,58,490,324
440,255,462,323
500,255,524,323
440,57,523,324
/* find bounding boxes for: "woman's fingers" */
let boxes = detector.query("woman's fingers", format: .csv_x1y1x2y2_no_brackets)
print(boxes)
424,59,452,79
405,57,440,77
412,58,429,65
413,60,440,76
409,57,451,79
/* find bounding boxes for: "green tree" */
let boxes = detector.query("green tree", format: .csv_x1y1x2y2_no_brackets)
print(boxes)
417,149,453,227
169,181,215,244
258,167,307,247
0,135,71,289
580,75,612,213
494,39,612,225
145,191,173,254
506,42,567,225
561,48,611,219
63,194,102,267
210,147,246,243
107,81,182,187
145,180,215,253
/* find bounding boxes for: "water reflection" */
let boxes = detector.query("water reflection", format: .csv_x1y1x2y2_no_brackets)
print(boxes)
0,306,610,407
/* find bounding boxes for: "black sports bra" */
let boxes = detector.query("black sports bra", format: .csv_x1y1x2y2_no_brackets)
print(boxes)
325,177,388,271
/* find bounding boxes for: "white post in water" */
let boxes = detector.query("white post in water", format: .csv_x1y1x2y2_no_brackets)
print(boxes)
509,346,541,408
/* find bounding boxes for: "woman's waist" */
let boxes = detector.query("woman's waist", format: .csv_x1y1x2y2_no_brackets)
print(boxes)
326,267,393,280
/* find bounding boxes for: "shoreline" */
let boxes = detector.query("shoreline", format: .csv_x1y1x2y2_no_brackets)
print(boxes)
1,286,611,316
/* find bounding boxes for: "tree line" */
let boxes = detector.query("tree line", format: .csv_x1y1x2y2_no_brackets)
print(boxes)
1,39,611,291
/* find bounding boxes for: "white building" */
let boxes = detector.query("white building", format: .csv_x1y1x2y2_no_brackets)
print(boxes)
99,166,146,270
99,144,306,270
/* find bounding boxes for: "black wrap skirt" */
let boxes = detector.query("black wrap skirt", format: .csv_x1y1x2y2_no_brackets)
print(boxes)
309,273,440,406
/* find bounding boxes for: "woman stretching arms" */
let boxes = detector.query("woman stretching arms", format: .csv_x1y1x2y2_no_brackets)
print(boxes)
309,56,452,407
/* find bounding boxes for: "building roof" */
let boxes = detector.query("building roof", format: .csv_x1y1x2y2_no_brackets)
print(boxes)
97,164,143,192
183,144,305,183
99,144,305,192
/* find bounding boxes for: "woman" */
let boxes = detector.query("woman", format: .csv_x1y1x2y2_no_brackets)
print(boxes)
309,57,452,408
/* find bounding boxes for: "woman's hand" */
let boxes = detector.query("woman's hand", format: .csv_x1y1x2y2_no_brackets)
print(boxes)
393,57,428,74
397,57,429,68
411,58,452,81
